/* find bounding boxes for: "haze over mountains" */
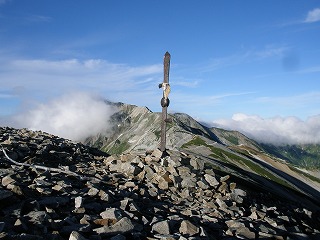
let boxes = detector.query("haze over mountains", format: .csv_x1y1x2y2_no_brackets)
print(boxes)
1,92,118,141
2,92,320,146
1,92,320,170
213,113,320,145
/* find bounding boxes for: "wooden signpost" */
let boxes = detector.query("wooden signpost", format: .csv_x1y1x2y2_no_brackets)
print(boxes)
159,52,171,152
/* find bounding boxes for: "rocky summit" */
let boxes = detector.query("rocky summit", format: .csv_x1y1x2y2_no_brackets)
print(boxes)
1,127,320,239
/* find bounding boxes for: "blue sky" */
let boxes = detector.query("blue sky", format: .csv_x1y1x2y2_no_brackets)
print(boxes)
1,0,320,143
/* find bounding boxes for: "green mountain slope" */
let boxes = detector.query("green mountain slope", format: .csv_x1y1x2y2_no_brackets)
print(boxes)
84,102,320,208
260,143,320,169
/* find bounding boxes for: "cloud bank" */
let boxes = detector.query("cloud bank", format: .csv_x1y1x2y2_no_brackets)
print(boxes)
8,92,118,141
305,8,320,23
213,113,320,145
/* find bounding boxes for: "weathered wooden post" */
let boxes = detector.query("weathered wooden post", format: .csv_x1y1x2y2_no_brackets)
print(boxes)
158,51,171,152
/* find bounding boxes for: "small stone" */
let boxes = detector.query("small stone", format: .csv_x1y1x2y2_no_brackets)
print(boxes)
104,155,117,165
199,226,208,237
231,188,246,203
256,210,266,219
129,201,140,212
177,166,191,177
52,184,63,191
100,208,122,220
121,162,142,176
87,187,99,196
2,175,15,187
153,234,176,240
229,182,236,191
204,174,219,188
109,160,122,172
179,220,199,236
278,215,290,222
144,155,153,164
152,220,170,235
36,186,52,195
303,208,313,218
120,199,129,210
136,170,146,180
120,153,135,162
190,158,204,170
181,209,193,216
25,211,48,225
34,178,52,187
217,182,228,194
98,190,109,201
158,177,169,190
148,186,159,197
181,176,197,189
264,217,277,227
197,180,209,190
220,175,230,182
124,181,136,188
180,188,191,199
80,215,91,225
249,211,258,220
232,188,246,197
69,231,88,240
236,226,256,239
151,148,163,160
94,219,111,226
93,217,134,235
144,165,156,181
14,218,28,232
225,219,245,229
75,196,83,209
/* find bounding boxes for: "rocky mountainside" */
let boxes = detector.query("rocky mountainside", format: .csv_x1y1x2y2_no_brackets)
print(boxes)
86,102,320,169
84,102,259,154
1,127,320,239
85,103,320,203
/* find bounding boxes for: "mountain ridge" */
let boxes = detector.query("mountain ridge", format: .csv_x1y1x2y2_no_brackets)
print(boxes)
86,102,320,168
84,102,320,208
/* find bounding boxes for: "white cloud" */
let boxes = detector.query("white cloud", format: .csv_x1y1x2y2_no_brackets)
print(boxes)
213,113,320,145
3,58,162,84
0,57,163,107
254,45,288,59
10,92,118,141
305,8,320,23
